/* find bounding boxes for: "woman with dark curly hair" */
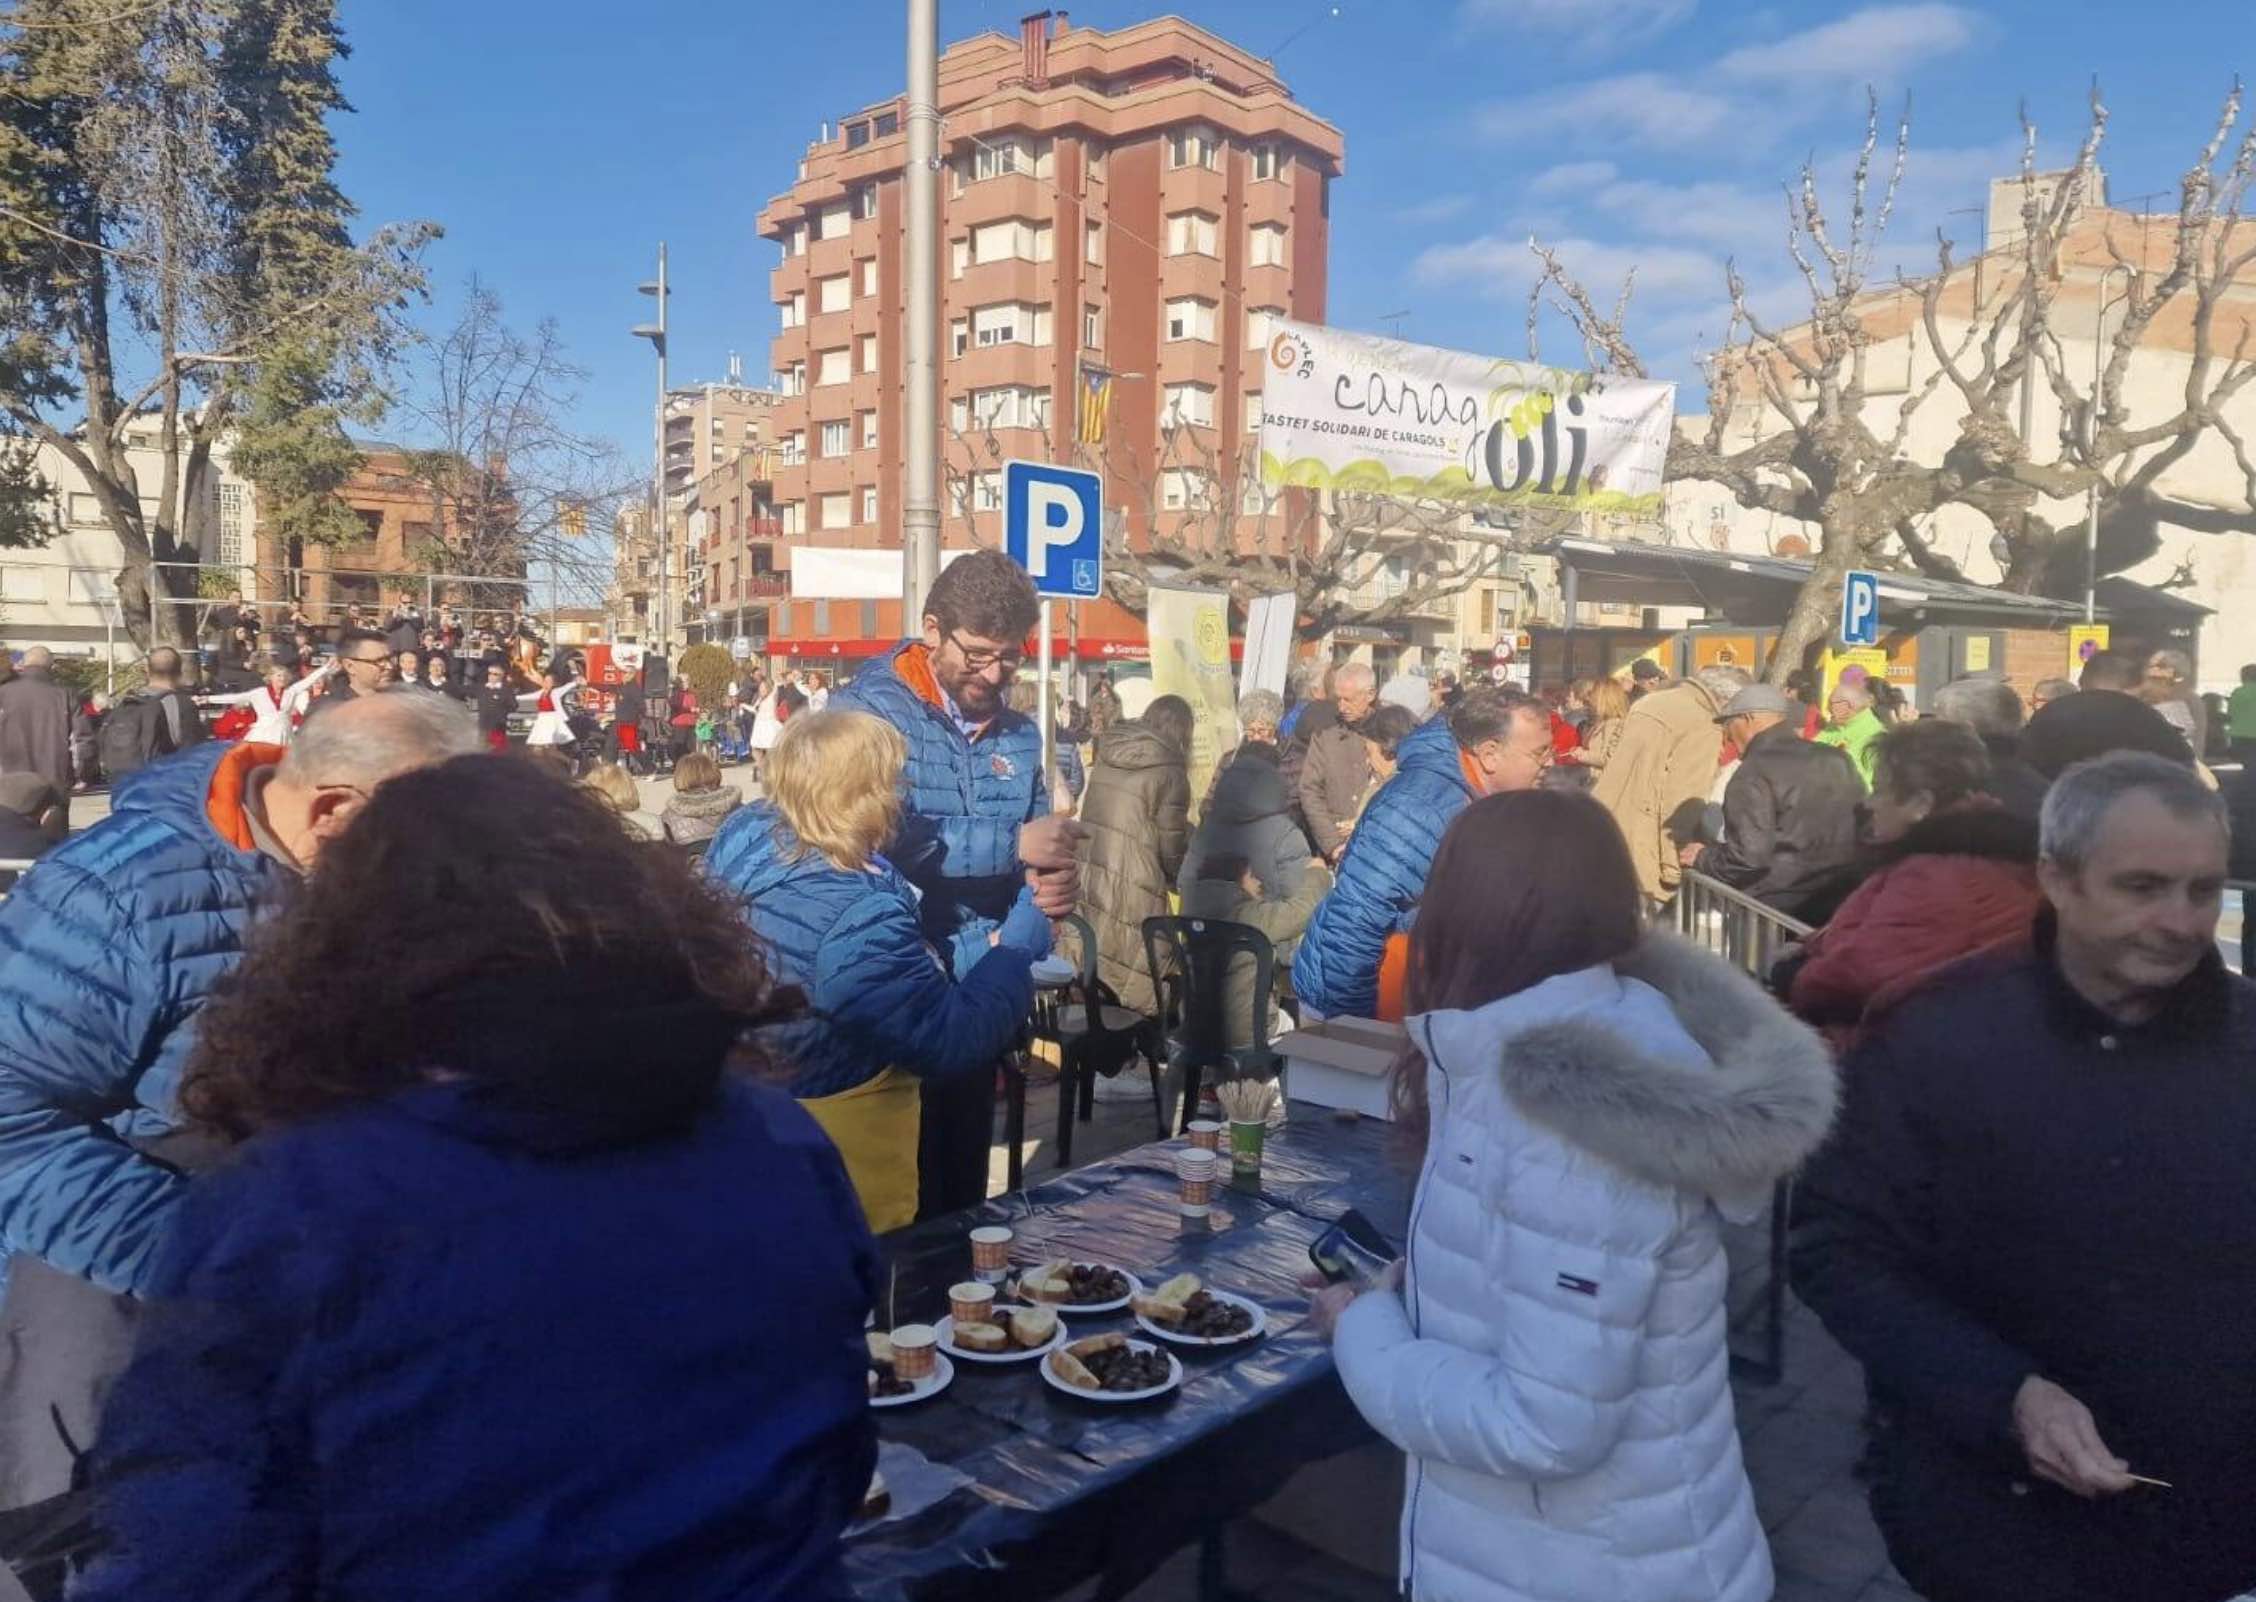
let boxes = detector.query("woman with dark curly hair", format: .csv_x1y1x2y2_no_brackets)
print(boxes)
74,756,879,1602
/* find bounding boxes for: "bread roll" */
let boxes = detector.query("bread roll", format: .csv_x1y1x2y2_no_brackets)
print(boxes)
1132,1293,1187,1326
1066,1331,1126,1360
866,1332,895,1365
1049,1349,1101,1390
953,1321,1008,1353
1010,1305,1059,1348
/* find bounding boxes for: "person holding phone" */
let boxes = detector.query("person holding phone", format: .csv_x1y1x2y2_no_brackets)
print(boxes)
1308,789,1835,1602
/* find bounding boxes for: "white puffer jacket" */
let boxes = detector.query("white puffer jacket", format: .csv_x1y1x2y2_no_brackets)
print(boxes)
1332,933,1836,1602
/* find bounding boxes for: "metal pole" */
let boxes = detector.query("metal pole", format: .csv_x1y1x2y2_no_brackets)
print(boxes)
655,242,671,658
1037,597,1054,801
901,0,941,628
2084,267,2128,625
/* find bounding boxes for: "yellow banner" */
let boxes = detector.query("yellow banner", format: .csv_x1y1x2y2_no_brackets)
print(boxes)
1146,584,1238,815
1821,647,1890,705
2068,624,2110,678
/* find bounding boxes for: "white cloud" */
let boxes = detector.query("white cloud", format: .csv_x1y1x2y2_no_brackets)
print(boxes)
1590,177,1785,247
1530,161,1620,197
1458,0,1696,49
1476,73,1737,151
1716,4,1978,84
1415,233,1724,304
1393,194,1476,226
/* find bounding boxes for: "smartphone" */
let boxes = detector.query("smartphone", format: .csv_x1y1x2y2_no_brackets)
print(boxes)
1309,1208,1397,1286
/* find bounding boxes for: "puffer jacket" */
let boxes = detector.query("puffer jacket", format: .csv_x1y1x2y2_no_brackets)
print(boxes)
834,643,1048,976
1592,679,1729,901
1076,720,1190,1014
660,783,743,846
704,801,1044,1100
1178,743,1307,899
1333,933,1837,1602
0,740,288,1293
1697,721,1865,921
1293,717,1475,1019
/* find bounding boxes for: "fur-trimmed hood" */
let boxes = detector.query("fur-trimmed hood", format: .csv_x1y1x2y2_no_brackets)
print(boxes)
1415,931,1837,1201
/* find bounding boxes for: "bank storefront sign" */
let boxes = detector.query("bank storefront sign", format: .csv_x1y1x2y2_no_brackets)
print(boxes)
1257,320,1675,515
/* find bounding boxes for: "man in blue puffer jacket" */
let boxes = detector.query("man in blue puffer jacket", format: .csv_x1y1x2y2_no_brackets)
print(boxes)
1293,691,1552,1019
0,693,479,1512
833,552,1084,1216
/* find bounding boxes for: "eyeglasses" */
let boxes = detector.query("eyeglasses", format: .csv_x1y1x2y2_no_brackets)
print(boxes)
341,653,388,668
946,631,1023,672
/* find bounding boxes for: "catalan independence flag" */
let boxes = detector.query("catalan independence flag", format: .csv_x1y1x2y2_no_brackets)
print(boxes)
1077,366,1112,446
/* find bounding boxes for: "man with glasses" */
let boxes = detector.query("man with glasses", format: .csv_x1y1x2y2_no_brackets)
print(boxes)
835,549,1085,1214
1294,690,1550,1021
0,694,480,1524
299,627,393,724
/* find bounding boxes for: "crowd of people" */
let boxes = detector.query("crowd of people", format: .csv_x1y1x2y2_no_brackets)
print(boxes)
0,557,2247,1601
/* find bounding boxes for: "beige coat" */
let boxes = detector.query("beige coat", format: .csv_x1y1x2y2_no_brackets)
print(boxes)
1076,721,1190,1013
1591,680,1727,901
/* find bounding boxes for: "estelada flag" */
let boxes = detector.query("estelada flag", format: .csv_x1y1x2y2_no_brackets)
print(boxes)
1076,367,1111,446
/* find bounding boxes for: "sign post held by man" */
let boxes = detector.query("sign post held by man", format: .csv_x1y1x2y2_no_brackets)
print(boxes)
1841,570,1881,648
1004,460,1104,790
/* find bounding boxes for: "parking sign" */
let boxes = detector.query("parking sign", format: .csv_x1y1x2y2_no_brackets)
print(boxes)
1004,460,1103,600
1841,570,1881,647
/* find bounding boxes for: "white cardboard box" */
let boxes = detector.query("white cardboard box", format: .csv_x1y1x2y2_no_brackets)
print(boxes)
1277,1017,1406,1120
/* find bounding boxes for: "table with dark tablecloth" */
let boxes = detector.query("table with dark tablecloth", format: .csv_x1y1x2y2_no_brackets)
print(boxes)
846,1106,1409,1602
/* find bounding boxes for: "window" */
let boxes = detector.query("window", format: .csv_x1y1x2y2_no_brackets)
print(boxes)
779,502,805,536
1166,210,1218,257
972,472,1003,513
1245,392,1265,431
857,256,878,296
874,110,899,137
971,302,1050,347
950,317,969,358
217,480,246,567
1250,224,1288,268
780,431,806,467
1251,141,1290,181
816,274,850,315
859,486,878,523
858,333,878,373
816,347,850,386
819,419,850,457
779,291,806,330
951,238,968,279
1168,124,1219,171
1085,221,1102,264
860,410,878,449
819,493,851,530
785,361,807,396
1162,382,1214,428
971,218,1051,265
1240,474,1269,515
852,182,878,219
815,204,850,241
1083,303,1101,348
950,394,970,433
1246,305,1284,351
787,225,807,256
1159,470,1210,511
969,136,1051,182
969,386,1049,431
0,567,43,604
68,491,103,525
1165,297,1216,342
1086,140,1106,180
845,121,870,150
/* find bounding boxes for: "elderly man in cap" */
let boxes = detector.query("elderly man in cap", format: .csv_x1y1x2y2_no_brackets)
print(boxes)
1682,682,1864,921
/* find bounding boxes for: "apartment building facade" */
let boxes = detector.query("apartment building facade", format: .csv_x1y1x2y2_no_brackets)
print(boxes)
755,11,1345,575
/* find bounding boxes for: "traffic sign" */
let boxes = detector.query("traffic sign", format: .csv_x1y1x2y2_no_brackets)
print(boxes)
1004,460,1103,600
1841,570,1880,647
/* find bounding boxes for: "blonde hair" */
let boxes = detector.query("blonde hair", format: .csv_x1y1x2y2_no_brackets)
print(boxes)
672,752,722,794
1587,676,1631,723
767,709,906,870
581,762,641,815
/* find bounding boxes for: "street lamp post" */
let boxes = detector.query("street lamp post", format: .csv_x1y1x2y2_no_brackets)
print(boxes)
902,0,940,625
632,245,670,654
2085,263,2135,624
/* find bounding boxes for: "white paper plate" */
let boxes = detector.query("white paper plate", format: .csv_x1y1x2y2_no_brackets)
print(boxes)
937,1308,1068,1364
1012,1265,1144,1316
869,1352,954,1409
1040,1338,1184,1404
1134,1288,1268,1347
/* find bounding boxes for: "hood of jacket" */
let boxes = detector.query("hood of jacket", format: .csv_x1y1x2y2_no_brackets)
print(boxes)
1420,930,1836,1199
1392,713,1471,793
664,784,744,823
705,800,834,900
1207,749,1291,825
1095,720,1184,772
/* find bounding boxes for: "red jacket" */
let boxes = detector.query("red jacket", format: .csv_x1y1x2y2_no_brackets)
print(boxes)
1788,804,2042,1052
1549,710,1582,758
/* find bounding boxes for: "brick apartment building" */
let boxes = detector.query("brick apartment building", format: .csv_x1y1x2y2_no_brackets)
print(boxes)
755,10,1345,600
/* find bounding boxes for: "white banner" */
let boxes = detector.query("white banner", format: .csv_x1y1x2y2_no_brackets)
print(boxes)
1257,320,1675,515
1240,591,1297,702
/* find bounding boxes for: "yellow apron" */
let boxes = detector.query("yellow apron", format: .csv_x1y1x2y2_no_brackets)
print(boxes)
797,1069,920,1234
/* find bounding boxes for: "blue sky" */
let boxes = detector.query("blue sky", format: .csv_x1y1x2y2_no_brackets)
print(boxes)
334,0,2251,458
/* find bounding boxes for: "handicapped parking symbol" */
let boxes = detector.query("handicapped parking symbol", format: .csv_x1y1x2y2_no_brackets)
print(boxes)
1072,558,1098,595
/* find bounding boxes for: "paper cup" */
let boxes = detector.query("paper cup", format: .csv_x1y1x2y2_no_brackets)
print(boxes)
948,1281,996,1326
890,1324,937,1382
969,1226,1014,1283
1229,1118,1267,1177
1185,1120,1222,1152
1176,1147,1220,1218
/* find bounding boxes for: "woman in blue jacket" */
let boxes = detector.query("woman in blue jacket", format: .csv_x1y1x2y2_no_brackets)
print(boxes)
706,708,1049,1230
75,754,878,1602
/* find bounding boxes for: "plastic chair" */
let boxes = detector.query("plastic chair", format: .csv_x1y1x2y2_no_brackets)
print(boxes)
1044,913,1165,1167
1142,915,1280,1135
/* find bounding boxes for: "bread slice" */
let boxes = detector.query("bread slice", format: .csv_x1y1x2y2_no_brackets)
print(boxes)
1048,1349,1101,1390
1020,1260,1074,1303
1150,1273,1200,1307
866,1332,895,1365
1010,1305,1059,1348
953,1321,1008,1353
1066,1331,1126,1361
1131,1293,1188,1326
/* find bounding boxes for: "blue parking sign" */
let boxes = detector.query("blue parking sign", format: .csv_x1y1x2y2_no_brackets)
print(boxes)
1841,570,1880,647
1004,460,1103,600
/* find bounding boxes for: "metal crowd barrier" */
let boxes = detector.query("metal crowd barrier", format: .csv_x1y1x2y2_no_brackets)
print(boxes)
1671,871,1814,1386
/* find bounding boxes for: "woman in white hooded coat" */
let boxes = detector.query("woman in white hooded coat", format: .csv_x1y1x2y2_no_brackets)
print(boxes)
1314,789,1837,1602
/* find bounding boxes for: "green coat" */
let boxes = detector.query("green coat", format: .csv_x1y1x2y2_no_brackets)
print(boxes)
1816,707,1887,790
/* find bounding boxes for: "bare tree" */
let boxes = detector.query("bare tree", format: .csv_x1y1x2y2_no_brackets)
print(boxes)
1531,84,2256,681
941,404,1548,641
380,281,635,612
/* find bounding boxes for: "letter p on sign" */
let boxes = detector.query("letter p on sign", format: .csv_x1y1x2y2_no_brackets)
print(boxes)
1004,460,1104,599
1023,483,1080,581
1841,570,1880,647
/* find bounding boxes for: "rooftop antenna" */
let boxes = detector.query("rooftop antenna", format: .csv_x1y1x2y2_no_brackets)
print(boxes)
727,350,743,385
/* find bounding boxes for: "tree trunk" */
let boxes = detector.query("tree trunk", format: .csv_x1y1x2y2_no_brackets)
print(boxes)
1766,524,1862,685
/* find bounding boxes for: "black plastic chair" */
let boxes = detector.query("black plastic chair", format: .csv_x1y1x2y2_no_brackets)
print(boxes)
1142,915,1280,1135
1044,913,1165,1167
